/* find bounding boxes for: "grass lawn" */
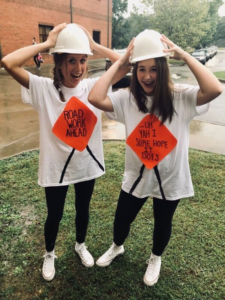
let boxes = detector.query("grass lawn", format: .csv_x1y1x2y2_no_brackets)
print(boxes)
0,141,224,300
214,71,225,80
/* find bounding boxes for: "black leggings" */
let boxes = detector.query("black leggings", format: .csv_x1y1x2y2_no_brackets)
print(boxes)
44,179,95,252
114,190,180,256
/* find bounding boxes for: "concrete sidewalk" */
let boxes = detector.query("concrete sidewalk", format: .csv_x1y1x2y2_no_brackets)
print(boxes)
0,60,224,160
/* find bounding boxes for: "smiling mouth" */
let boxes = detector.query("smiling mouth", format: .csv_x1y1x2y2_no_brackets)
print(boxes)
143,81,154,88
71,74,82,79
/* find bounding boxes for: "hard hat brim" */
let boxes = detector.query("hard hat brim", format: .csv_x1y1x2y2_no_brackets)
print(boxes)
130,52,169,63
49,48,93,55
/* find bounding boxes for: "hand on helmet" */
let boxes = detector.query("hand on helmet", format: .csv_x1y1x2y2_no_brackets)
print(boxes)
118,38,135,69
161,34,189,61
78,25,96,50
47,23,67,48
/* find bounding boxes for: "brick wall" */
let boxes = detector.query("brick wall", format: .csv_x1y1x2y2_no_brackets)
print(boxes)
0,0,112,65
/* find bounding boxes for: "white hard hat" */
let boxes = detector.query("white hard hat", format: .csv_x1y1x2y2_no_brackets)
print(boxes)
50,23,93,55
130,30,168,63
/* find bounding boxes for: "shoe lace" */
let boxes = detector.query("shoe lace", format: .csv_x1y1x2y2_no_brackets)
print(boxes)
146,257,157,276
43,253,57,271
106,249,113,257
76,244,88,258
104,245,118,258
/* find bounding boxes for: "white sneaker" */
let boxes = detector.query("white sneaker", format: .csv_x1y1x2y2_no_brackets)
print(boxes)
75,242,94,267
96,242,125,267
143,253,161,286
42,250,57,281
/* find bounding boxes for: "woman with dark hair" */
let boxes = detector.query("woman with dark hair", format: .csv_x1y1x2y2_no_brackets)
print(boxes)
88,30,222,286
1,23,129,281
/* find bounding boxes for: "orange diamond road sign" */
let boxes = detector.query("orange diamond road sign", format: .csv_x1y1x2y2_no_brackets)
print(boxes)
52,96,97,151
126,114,177,169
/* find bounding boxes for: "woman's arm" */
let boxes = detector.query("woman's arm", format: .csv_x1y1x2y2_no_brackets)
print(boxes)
88,39,134,112
79,25,133,86
161,35,223,106
1,23,66,89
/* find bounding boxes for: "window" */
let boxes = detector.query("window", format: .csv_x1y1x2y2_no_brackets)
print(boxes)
93,31,101,44
39,25,53,51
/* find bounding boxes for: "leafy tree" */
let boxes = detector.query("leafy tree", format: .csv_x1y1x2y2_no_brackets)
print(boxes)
111,0,223,49
116,1,155,47
141,0,223,49
214,16,225,39
124,13,152,43
112,0,154,48
214,16,225,46
142,0,209,49
112,0,129,48
198,0,223,47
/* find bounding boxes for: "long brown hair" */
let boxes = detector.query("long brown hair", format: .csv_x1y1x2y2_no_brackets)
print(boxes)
130,57,175,124
52,53,67,102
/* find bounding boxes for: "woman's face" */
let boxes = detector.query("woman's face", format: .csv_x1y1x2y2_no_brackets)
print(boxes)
60,54,87,88
137,58,157,96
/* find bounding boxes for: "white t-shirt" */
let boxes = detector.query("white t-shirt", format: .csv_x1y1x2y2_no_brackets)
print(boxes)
106,84,209,200
21,72,108,187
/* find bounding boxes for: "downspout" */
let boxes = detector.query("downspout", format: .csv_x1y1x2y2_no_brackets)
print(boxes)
70,0,73,23
0,43,2,61
107,0,110,48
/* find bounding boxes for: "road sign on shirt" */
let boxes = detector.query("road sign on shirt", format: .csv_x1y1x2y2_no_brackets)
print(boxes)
126,114,177,169
52,96,97,151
